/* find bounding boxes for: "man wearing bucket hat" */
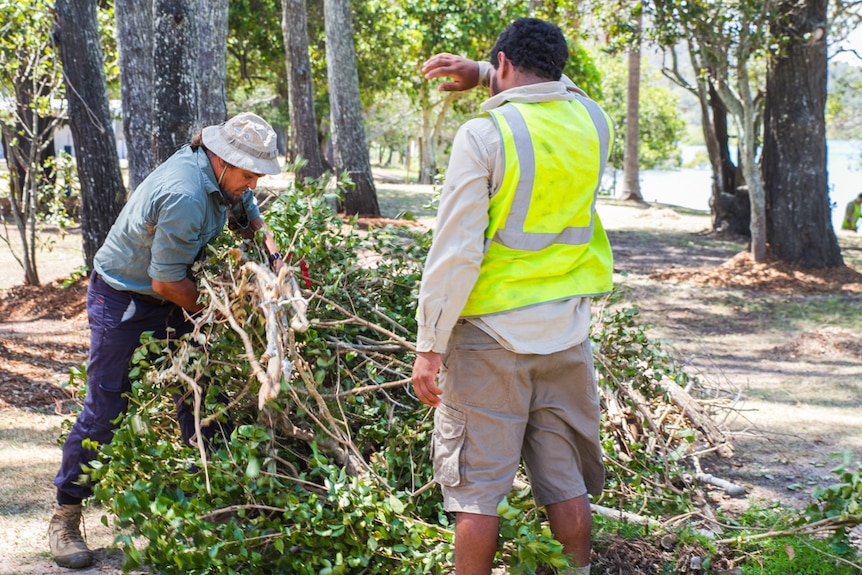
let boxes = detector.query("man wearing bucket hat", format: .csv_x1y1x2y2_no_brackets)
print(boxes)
48,113,284,569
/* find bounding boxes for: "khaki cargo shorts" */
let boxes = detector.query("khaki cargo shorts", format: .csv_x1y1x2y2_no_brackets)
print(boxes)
432,321,604,516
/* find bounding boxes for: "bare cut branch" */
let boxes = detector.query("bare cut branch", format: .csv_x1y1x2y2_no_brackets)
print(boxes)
714,516,862,548
314,293,417,352
200,276,271,396
319,377,411,399
327,338,405,353
172,370,211,494
591,503,661,528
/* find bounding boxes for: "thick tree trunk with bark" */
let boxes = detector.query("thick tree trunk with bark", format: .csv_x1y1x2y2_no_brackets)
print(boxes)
153,0,199,163
763,0,842,267
282,0,325,181
53,0,126,271
323,0,379,216
116,0,155,190
197,0,228,127
619,12,644,203
117,0,221,184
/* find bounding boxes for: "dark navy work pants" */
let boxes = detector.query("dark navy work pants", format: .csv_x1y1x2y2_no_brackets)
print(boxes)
54,274,197,500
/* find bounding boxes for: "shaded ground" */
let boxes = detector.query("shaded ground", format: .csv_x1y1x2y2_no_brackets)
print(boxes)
2,199,862,573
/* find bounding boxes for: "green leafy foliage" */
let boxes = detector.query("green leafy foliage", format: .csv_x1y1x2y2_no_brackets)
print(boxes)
803,453,862,545
496,492,571,572
595,53,685,170
738,536,859,575
826,61,862,140
89,175,455,574
226,0,289,122
0,0,75,284
731,503,860,575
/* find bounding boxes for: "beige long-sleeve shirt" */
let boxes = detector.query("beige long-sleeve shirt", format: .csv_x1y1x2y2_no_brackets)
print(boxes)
415,69,600,355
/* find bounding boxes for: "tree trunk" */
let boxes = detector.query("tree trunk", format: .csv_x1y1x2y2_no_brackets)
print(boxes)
197,0,228,127
619,10,644,203
115,0,155,190
323,0,380,216
0,6,65,287
418,97,436,185
712,38,767,261
1,120,39,286
153,0,199,163
282,0,325,181
7,77,48,285
53,0,126,271
740,135,766,261
708,82,749,237
734,87,767,262
763,0,842,268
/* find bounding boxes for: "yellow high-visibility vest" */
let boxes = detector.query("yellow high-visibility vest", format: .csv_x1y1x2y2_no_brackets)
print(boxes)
461,98,614,317
844,200,861,230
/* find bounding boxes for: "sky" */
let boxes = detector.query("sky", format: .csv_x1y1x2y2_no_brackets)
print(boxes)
834,25,862,66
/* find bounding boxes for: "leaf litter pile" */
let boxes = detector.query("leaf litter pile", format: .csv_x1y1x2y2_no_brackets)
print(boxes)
0,279,88,410
653,250,862,295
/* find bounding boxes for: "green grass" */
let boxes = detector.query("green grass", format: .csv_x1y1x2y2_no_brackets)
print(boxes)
375,186,437,220
730,504,861,574
713,291,862,332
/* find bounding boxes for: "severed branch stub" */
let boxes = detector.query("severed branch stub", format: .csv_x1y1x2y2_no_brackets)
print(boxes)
691,455,746,497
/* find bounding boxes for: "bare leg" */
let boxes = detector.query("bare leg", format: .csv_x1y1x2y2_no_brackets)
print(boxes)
454,512,500,574
545,494,592,566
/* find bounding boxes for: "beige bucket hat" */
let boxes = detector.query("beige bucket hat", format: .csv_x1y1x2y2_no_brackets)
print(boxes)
201,112,281,175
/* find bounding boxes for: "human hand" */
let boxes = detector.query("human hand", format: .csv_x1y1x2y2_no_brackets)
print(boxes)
422,53,480,92
270,255,285,275
411,351,443,407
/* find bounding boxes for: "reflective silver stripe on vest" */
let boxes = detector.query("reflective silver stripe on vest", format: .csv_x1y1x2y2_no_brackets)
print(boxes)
487,97,611,252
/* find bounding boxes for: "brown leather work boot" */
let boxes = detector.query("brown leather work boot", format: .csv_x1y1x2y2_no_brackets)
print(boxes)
48,503,94,569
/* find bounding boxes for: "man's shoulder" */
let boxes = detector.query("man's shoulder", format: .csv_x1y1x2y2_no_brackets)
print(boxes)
143,150,209,202
459,114,499,139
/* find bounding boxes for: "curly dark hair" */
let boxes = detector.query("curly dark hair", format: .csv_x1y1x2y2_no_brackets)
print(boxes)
489,18,569,81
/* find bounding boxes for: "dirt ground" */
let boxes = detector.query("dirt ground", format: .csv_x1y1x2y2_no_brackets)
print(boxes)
2,197,862,573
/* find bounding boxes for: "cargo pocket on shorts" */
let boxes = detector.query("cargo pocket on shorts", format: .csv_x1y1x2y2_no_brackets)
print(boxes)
432,403,467,487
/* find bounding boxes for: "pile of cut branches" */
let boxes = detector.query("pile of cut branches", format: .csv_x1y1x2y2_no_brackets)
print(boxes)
86,179,850,574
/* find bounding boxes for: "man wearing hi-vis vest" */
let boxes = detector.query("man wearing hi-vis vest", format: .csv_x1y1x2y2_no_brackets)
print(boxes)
411,18,614,575
842,192,862,231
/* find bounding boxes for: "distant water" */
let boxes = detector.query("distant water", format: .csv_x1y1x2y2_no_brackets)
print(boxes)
613,140,862,231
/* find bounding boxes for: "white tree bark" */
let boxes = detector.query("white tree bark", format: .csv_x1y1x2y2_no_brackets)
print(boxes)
620,10,644,203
